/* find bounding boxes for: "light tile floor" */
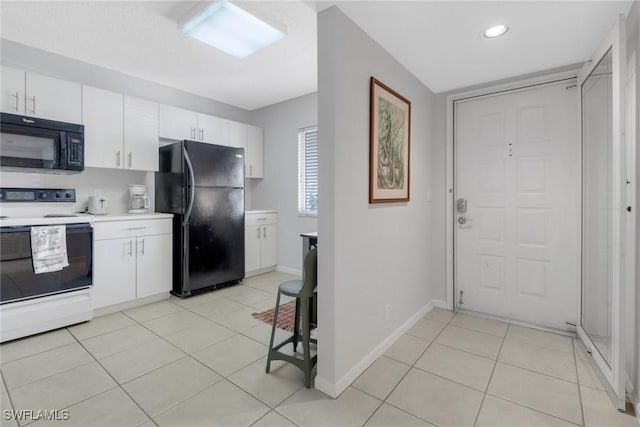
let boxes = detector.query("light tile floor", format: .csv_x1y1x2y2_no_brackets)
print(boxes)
0,272,637,427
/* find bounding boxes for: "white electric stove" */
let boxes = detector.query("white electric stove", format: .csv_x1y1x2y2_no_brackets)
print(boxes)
0,188,94,343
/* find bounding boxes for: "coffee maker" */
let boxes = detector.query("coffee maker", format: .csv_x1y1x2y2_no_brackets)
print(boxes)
128,184,150,214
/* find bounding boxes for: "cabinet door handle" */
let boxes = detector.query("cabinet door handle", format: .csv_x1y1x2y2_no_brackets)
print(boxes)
263,226,266,238
256,227,260,239
30,95,36,115
199,128,204,141
13,91,19,112
190,127,195,139
249,165,252,176
128,152,132,168
128,240,133,256
139,238,145,255
116,150,121,167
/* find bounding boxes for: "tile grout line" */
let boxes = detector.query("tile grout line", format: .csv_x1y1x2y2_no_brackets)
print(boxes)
250,409,300,427
73,335,160,427
123,300,296,421
359,311,459,427
482,391,583,427
0,277,289,427
572,339,587,426
472,322,510,427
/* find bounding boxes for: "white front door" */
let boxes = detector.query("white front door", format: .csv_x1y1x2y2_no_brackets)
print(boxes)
454,82,580,330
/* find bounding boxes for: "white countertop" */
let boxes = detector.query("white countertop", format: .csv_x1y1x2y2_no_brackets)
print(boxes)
91,212,173,222
246,210,278,214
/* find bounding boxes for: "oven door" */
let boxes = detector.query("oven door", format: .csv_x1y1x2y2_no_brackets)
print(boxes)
0,223,93,304
0,122,62,170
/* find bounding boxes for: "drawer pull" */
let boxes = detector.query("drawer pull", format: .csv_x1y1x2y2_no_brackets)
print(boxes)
127,226,147,230
257,218,267,221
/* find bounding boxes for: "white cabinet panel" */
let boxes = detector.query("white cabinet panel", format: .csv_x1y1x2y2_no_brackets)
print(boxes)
159,104,197,141
245,212,277,274
83,86,124,169
198,113,229,145
124,96,159,171
245,225,262,273
25,72,81,123
93,238,136,309
261,223,277,268
136,234,172,299
93,219,172,309
247,125,263,178
1,66,25,114
228,120,247,150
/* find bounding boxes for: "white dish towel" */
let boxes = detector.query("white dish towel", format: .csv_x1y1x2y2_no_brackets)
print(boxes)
31,225,69,274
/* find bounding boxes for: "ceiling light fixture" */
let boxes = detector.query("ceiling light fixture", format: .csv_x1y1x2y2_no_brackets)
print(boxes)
180,0,286,58
483,25,509,38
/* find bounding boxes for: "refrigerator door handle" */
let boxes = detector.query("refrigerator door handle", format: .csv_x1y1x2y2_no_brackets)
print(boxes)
183,145,196,227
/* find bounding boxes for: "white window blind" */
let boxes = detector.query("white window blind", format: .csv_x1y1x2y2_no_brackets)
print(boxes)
298,126,318,215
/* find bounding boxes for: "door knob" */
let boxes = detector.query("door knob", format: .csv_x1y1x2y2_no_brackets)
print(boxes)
458,216,472,225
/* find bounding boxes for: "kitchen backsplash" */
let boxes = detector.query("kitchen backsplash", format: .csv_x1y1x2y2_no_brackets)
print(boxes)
0,169,255,214
0,168,153,214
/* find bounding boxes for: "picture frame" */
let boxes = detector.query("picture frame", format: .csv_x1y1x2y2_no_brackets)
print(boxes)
369,77,411,203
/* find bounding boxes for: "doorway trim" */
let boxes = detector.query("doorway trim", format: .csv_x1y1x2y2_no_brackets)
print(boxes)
445,69,580,312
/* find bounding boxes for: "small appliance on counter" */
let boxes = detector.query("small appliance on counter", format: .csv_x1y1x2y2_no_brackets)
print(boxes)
128,184,150,214
88,189,109,215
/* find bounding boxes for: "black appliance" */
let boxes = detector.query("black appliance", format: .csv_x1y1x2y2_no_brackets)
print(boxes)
0,113,84,173
156,141,245,297
0,223,93,304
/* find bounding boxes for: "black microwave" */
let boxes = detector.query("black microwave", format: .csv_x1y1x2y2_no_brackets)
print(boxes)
0,113,84,173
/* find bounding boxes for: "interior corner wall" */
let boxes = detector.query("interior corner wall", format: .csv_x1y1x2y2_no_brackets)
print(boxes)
250,93,318,273
317,6,445,395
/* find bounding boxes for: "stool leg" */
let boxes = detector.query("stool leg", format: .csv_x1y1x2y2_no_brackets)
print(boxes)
293,298,300,352
266,292,281,374
301,296,312,388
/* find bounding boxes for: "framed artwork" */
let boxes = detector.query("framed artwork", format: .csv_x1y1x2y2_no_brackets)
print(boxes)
369,77,411,203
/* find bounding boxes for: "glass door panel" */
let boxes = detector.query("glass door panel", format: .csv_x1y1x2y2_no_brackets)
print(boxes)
577,15,626,410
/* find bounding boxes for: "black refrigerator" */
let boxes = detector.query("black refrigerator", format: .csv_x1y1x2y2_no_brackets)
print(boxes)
156,140,245,297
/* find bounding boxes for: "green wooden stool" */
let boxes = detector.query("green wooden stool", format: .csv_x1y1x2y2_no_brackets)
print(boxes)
266,247,317,388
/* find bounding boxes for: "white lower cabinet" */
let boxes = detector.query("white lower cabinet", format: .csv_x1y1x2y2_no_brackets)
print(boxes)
92,218,172,309
245,212,277,275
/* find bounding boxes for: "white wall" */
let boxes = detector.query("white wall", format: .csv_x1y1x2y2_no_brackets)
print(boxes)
317,6,445,396
250,93,318,274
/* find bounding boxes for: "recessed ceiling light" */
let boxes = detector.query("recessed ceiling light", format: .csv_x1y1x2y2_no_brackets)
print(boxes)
180,1,286,58
483,25,509,38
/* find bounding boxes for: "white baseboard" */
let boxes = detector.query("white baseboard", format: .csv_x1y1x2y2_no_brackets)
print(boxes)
93,293,168,317
315,299,440,398
431,299,447,309
276,265,302,276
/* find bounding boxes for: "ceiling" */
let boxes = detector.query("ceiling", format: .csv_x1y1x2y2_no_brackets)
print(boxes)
0,1,633,111
330,0,632,93
0,1,318,111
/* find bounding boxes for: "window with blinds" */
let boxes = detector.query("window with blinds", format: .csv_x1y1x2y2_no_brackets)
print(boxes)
298,126,318,215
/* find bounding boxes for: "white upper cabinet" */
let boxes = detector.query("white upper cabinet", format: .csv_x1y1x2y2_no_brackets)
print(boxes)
25,72,81,123
246,125,264,178
82,86,124,169
1,66,25,115
124,96,159,172
159,104,197,141
229,120,247,150
197,113,229,145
